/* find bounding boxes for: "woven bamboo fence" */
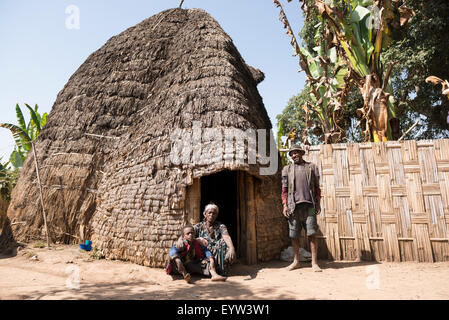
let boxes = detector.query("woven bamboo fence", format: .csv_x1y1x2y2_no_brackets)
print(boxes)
301,139,449,262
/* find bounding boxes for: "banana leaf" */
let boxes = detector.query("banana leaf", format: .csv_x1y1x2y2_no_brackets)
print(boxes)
299,47,322,79
0,123,32,150
9,149,24,169
41,113,48,127
333,67,349,89
350,5,371,23
340,39,370,76
329,47,338,64
25,103,41,134
15,104,27,132
27,120,35,142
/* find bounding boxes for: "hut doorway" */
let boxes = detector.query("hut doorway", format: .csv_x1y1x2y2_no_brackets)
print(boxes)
185,170,258,264
200,170,238,245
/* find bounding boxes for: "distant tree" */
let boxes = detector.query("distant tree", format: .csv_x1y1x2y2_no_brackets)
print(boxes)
277,89,322,145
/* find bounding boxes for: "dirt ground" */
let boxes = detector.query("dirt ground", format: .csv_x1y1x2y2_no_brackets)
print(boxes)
1,243,449,300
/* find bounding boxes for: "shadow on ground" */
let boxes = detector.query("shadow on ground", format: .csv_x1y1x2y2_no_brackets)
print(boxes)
232,259,380,275
0,217,19,259
22,277,294,300
317,260,381,270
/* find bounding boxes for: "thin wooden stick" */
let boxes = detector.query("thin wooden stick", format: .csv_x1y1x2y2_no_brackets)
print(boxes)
11,221,26,226
59,231,80,240
84,133,119,140
398,119,420,141
32,142,50,249
179,0,185,8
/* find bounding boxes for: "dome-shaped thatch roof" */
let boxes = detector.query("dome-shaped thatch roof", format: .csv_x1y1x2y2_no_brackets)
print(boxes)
1,8,287,266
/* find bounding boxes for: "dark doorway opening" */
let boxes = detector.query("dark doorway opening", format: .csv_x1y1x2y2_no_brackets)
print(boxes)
200,170,239,255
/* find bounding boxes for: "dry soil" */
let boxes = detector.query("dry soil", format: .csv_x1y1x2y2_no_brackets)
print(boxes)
1,243,448,300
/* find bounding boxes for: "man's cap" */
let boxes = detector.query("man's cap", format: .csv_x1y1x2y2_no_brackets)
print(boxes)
288,144,305,156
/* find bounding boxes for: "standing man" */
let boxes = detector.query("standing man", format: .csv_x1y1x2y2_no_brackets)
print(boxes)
281,144,322,272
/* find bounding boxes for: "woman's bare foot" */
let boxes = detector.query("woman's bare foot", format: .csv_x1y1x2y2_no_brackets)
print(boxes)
183,273,191,283
312,264,322,272
211,274,227,282
286,261,301,271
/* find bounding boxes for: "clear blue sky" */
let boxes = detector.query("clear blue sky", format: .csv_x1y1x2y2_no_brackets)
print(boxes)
0,0,306,162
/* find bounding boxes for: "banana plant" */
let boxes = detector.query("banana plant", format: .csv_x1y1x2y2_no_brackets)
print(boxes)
310,0,414,141
274,0,349,144
299,34,349,143
0,104,47,169
0,103,50,247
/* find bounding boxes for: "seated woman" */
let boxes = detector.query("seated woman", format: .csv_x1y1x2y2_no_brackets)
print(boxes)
166,225,226,283
194,203,236,277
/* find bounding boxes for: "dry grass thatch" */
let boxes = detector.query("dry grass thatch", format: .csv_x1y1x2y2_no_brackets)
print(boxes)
1,8,287,266
0,196,9,231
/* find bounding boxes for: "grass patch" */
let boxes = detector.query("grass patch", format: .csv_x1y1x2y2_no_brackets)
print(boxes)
90,247,105,260
25,251,36,258
33,242,46,248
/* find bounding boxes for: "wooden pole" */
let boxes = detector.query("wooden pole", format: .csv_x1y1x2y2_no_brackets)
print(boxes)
398,119,420,142
31,142,50,248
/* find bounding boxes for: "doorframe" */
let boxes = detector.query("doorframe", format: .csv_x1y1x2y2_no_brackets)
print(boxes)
241,171,257,264
184,171,258,265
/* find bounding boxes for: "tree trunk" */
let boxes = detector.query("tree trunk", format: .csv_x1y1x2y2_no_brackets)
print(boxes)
359,75,391,142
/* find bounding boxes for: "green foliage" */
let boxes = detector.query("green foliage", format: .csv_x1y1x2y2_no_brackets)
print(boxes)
278,0,449,142
33,242,46,249
277,86,361,144
0,158,19,201
274,0,349,143
277,90,322,145
315,0,407,141
382,0,449,139
0,104,47,201
0,104,47,169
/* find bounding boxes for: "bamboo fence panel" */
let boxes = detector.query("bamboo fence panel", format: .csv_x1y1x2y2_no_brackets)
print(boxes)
302,139,449,262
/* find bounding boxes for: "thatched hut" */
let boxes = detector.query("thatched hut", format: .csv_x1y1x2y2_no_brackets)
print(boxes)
1,8,288,266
